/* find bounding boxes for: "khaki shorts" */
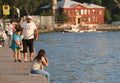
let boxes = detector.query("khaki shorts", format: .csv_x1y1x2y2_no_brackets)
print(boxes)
14,49,20,54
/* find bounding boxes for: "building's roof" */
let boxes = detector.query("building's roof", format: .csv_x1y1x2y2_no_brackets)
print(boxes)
41,0,105,9
82,3,105,8
58,0,83,8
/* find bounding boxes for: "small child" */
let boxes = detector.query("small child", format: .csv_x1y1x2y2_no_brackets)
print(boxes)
30,49,50,83
11,25,22,62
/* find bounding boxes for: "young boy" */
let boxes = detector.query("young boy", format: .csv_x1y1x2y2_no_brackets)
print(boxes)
11,25,22,62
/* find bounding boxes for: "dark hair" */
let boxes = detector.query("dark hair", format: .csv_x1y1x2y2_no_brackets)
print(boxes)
10,20,15,24
18,18,22,23
15,24,22,32
34,49,46,62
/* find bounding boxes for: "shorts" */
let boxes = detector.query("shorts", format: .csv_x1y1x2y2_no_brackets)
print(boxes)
13,48,20,54
22,38,34,53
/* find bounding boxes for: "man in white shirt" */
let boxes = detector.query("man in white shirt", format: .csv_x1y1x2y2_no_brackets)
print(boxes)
21,16,38,62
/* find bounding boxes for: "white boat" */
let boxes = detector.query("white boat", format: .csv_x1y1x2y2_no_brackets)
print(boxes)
64,27,79,33
64,24,97,33
78,28,97,33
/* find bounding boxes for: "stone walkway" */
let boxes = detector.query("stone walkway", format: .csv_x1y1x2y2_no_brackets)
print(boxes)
0,47,47,83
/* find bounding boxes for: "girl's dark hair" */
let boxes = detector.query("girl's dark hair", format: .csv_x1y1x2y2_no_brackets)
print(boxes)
15,24,22,32
34,49,46,62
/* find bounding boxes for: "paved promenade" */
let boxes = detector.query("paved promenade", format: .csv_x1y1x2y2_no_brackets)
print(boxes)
0,47,47,83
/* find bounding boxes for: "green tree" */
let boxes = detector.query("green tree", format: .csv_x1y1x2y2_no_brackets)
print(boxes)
47,9,53,16
104,9,111,22
113,14,120,21
102,0,117,9
40,9,53,16
0,1,3,18
55,12,69,23
92,0,102,5
19,0,40,15
40,10,46,16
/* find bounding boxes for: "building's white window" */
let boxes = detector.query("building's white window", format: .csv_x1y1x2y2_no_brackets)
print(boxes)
75,10,79,15
85,10,87,14
96,17,98,22
88,10,90,14
88,17,91,22
92,9,95,12
96,10,99,14
81,9,83,14
92,9,95,14
82,17,87,22
99,10,102,15
78,10,81,15
92,17,95,21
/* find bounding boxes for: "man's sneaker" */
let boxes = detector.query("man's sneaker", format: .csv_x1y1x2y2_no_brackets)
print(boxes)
18,60,22,62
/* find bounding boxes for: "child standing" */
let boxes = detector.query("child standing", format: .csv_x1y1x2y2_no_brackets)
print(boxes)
30,49,50,83
11,25,22,62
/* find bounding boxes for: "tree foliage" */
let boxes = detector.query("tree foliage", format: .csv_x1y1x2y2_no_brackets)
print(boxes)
104,9,111,22
0,0,120,21
19,0,40,15
113,14,120,21
40,9,53,16
91,0,102,5
55,12,69,23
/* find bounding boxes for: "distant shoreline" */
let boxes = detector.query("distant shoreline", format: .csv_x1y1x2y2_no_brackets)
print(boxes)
96,28,120,31
38,27,65,33
38,25,120,33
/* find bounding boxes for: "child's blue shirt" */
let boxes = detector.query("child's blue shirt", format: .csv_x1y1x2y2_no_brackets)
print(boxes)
11,33,22,50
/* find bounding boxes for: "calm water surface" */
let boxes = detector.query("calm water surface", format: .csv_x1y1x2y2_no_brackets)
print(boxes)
35,32,120,83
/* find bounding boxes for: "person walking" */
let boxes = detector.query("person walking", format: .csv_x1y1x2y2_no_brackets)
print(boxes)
30,49,50,83
8,20,16,47
21,16,38,62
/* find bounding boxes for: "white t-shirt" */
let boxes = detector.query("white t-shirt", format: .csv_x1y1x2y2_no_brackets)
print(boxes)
31,57,45,70
21,21,36,39
8,24,13,35
2,31,7,40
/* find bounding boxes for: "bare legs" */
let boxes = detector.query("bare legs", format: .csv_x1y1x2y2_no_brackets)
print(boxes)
24,52,27,61
8,35,12,47
14,51,18,61
17,52,21,60
14,50,21,62
24,52,33,62
30,52,34,61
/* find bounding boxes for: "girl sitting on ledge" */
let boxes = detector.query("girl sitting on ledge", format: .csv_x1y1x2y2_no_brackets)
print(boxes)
30,49,50,83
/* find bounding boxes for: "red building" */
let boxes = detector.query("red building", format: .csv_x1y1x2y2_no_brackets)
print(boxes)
42,0,105,25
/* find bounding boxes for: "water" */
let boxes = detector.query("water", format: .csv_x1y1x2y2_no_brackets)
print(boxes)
34,32,120,83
